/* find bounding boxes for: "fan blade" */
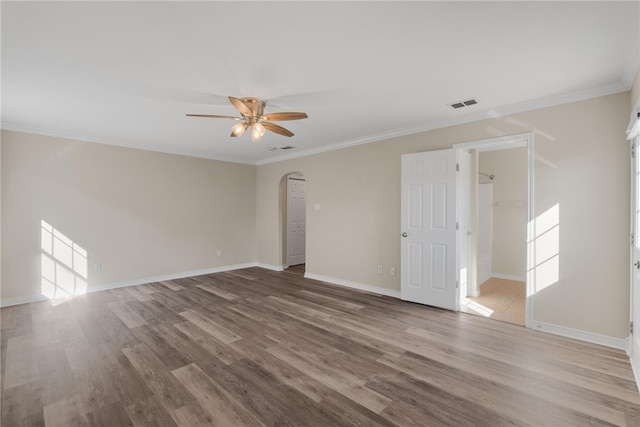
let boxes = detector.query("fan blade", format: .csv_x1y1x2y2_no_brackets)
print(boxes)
186,114,242,120
228,96,253,116
262,122,294,137
261,112,308,121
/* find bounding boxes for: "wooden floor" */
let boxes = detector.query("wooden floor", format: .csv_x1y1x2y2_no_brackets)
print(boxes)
460,278,526,326
2,267,639,426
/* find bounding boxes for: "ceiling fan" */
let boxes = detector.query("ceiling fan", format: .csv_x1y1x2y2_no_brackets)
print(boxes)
186,96,308,142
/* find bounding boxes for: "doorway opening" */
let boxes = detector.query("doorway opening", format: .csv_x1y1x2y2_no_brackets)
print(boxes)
454,133,534,328
283,173,306,274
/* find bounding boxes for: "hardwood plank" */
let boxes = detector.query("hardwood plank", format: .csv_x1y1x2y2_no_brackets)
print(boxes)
42,395,89,427
72,368,120,415
126,286,153,302
368,372,524,426
1,381,45,427
107,302,147,329
158,280,184,291
171,403,219,427
1,304,33,340
195,283,238,300
122,344,193,412
178,309,242,344
172,363,265,427
202,358,353,427
238,344,332,403
4,334,39,390
2,266,639,426
102,350,155,408
173,321,242,365
86,401,133,427
125,397,178,427
131,323,212,371
297,289,365,311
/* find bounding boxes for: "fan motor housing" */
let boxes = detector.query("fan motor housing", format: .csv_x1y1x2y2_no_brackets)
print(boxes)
240,97,265,118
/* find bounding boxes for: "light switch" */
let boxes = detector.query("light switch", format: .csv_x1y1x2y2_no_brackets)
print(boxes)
314,203,320,211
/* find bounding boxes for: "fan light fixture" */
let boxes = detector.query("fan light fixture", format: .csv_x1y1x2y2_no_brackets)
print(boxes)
251,122,266,142
186,96,308,143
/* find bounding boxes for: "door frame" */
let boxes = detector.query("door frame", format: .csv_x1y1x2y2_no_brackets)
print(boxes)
627,112,640,387
453,132,535,329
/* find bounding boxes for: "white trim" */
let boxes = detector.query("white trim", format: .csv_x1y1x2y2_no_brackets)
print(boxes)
628,115,640,141
0,123,256,166
3,81,628,168
631,348,640,394
0,262,256,308
0,294,51,308
256,262,284,272
491,273,526,282
256,83,626,166
532,320,628,351
453,132,530,152
304,272,401,299
467,289,480,298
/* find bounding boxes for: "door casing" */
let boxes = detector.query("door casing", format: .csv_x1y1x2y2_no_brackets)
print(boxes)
453,132,534,328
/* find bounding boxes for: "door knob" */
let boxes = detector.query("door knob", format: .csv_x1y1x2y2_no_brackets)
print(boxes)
635,261,640,269
401,232,408,237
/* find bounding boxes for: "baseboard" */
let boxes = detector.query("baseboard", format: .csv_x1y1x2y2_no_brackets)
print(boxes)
304,272,401,299
632,358,640,395
491,272,526,282
0,262,256,308
0,293,51,308
256,263,284,272
531,320,627,351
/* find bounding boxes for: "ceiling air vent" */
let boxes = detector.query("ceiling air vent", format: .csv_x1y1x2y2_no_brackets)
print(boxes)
267,145,296,152
449,98,478,109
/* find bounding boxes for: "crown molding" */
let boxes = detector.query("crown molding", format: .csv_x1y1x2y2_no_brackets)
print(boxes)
256,81,629,166
0,122,257,166
2,80,630,168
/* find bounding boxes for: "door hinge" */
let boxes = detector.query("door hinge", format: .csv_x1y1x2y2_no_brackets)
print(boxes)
631,321,634,335
456,163,460,172
456,222,459,230
633,144,636,159
633,232,635,247
456,280,459,289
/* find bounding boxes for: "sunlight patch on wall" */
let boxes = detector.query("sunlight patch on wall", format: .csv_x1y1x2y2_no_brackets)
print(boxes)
41,220,87,302
531,204,560,293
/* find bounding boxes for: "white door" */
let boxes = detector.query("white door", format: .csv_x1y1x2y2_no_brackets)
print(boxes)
458,151,471,298
287,177,306,266
630,128,640,374
401,149,462,310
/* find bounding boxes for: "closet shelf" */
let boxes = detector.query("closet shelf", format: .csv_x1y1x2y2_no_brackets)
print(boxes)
493,201,527,207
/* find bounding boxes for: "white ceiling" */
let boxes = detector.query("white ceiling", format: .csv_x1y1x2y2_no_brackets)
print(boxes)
2,1,639,165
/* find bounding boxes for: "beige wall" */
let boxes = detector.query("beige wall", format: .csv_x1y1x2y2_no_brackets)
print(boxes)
1,130,257,301
257,92,631,339
479,147,527,278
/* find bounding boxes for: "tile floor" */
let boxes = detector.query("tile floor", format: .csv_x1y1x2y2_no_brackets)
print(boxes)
460,277,526,326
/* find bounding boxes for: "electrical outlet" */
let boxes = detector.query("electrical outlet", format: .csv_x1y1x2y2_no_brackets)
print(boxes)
377,265,383,274
94,262,102,272
217,250,222,257
390,267,396,276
